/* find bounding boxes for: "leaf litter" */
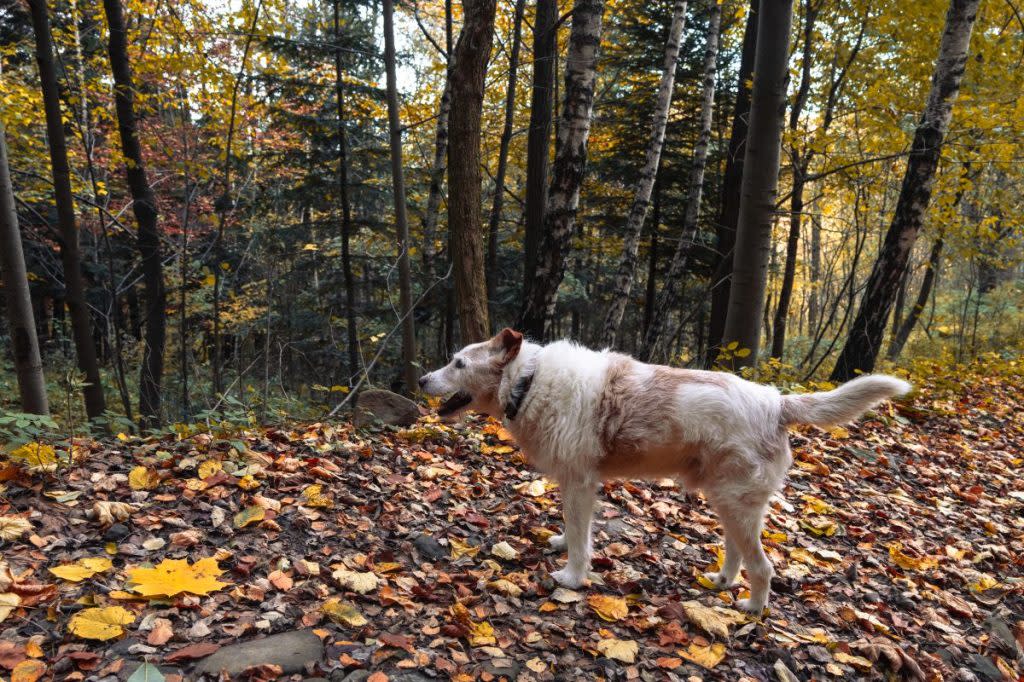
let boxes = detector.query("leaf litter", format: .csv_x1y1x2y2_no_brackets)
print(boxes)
0,372,1020,679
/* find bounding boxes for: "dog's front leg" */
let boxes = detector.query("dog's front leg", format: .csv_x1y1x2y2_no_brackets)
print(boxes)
550,481,596,588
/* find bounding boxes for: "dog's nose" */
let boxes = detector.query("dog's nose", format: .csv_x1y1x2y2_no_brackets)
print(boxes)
418,375,428,389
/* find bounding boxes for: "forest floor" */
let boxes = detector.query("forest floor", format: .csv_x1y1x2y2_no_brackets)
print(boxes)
1,367,1023,682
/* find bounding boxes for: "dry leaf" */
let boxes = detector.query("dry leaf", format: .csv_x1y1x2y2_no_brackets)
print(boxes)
93,501,137,526
11,659,45,682
680,600,746,639
322,598,367,627
449,538,480,559
0,516,32,542
128,466,161,491
550,587,583,603
596,637,638,663
68,606,135,640
49,557,113,582
889,543,939,571
301,484,334,508
491,541,519,560
268,570,293,591
587,594,629,621
9,443,57,470
126,557,229,598
147,618,174,645
0,592,21,623
233,505,265,528
679,642,727,669
332,569,378,594
198,459,222,479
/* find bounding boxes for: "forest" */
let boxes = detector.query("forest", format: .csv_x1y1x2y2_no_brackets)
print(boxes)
0,0,1023,679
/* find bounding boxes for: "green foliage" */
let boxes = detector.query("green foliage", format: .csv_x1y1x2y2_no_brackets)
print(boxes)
0,411,59,449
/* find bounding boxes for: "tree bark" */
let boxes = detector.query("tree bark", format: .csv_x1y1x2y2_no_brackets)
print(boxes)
334,0,359,385
518,0,605,340
887,236,942,361
448,0,497,343
706,0,757,366
523,0,558,301
486,0,526,320
383,0,419,390
600,0,688,347
102,0,168,427
422,80,451,272
0,117,49,415
641,178,661,344
28,0,105,420
638,0,722,361
720,0,794,371
831,0,980,381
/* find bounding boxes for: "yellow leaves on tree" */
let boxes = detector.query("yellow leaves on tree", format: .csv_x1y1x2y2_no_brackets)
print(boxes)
125,557,229,598
68,605,135,640
49,557,114,582
587,594,629,622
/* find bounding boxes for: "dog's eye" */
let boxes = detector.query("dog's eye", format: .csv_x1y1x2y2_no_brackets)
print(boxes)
455,359,465,369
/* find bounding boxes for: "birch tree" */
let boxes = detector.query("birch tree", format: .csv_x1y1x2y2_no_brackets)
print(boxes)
831,0,981,381
600,0,688,347
519,0,605,340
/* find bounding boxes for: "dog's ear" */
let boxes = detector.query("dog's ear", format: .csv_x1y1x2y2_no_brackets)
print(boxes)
493,328,523,367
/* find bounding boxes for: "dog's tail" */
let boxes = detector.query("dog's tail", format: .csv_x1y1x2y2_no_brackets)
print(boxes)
780,375,911,427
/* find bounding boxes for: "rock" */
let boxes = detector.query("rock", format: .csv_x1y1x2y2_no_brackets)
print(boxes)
104,523,131,541
354,389,420,427
969,654,1002,681
194,630,324,678
334,672,370,682
413,534,447,561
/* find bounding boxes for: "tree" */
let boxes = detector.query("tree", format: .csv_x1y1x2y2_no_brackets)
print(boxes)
706,0,758,365
831,0,981,381
636,0,722,360
719,0,794,370
519,0,605,340
27,0,106,421
486,0,526,318
523,0,558,300
383,0,419,390
448,0,497,343
0,116,48,415
102,0,168,427
334,0,359,384
600,0,688,347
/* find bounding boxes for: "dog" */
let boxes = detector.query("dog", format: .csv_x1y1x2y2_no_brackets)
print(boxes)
419,328,911,613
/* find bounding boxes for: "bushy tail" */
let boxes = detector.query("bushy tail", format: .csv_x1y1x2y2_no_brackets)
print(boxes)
780,375,911,426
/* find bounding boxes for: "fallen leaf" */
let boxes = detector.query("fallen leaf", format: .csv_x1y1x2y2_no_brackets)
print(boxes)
93,501,137,526
49,557,114,582
596,637,638,663
679,642,727,670
11,659,45,682
268,570,293,591
491,541,519,560
322,598,367,627
332,569,378,594
129,466,161,491
0,517,32,542
126,662,165,682
126,557,229,598
233,505,265,528
550,587,583,603
68,605,135,640
0,593,20,623
301,484,334,508
198,459,222,479
449,538,479,559
680,600,746,638
889,543,939,571
834,651,873,672
165,642,220,662
9,443,56,470
587,594,629,621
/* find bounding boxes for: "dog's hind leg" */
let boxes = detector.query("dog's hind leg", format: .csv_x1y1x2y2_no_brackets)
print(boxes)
708,490,775,615
550,481,597,588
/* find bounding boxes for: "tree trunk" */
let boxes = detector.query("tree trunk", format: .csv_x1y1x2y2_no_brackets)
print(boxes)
102,0,168,427
720,0,794,371
28,0,105,420
383,0,419,390
638,0,721,361
334,0,359,385
0,117,49,415
641,179,661,344
807,212,821,332
448,0,497,343
422,80,451,272
600,0,688,347
888,236,943,360
831,0,980,381
706,0,758,366
486,0,526,321
518,0,605,340
523,0,558,301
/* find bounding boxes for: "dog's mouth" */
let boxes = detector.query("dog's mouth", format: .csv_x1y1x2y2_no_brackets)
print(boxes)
438,391,473,417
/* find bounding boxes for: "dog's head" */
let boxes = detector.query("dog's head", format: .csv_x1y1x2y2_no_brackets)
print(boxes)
419,328,524,419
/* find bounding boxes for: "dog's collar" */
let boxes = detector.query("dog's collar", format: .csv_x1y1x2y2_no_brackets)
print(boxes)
503,370,535,421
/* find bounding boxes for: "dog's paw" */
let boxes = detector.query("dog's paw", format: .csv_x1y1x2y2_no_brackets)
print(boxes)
550,567,586,589
735,597,767,617
548,534,566,550
702,571,736,589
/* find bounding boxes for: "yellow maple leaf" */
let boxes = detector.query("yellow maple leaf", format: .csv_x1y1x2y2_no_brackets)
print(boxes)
0,516,32,541
322,598,367,627
679,642,726,669
237,474,261,490
301,484,334,508
68,605,135,640
596,637,638,663
126,557,229,598
198,459,222,480
587,594,629,622
128,466,160,491
468,619,496,647
49,557,114,582
9,443,57,470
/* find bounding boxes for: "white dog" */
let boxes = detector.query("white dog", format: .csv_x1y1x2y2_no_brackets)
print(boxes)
419,329,910,613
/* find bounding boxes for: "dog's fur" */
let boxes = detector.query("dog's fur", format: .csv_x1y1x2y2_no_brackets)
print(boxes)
419,329,911,613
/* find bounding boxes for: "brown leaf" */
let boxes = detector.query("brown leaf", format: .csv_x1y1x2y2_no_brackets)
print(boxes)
164,642,220,662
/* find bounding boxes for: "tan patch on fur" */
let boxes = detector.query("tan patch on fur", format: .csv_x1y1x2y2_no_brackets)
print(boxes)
596,359,728,484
